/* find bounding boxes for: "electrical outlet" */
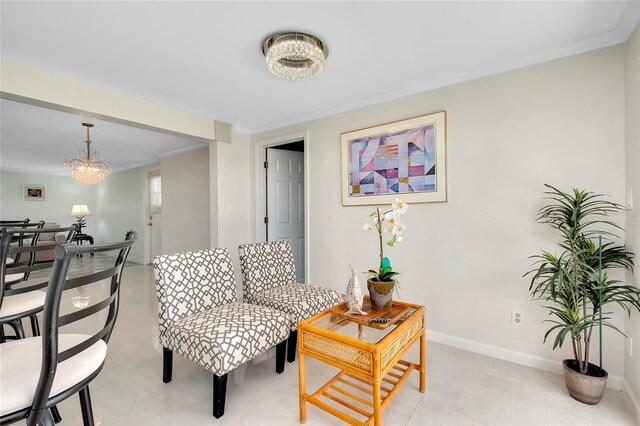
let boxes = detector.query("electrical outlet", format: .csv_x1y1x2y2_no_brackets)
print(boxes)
511,309,524,327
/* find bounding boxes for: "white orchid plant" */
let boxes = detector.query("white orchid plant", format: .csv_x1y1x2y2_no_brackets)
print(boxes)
363,198,409,282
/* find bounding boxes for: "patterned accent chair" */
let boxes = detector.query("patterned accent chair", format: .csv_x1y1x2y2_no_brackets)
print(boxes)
238,240,341,363
153,248,290,419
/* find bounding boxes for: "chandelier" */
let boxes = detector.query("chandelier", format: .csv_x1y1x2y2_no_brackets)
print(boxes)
64,123,111,185
262,32,328,80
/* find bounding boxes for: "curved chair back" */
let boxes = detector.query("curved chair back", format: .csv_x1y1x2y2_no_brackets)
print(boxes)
24,231,137,425
0,226,77,302
0,219,30,226
4,221,45,265
238,240,296,300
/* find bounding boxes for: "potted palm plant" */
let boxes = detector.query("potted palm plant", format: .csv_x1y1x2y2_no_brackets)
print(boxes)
526,184,640,404
363,198,409,311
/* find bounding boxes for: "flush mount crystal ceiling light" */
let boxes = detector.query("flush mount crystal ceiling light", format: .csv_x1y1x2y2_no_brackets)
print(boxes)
262,32,329,80
64,123,112,185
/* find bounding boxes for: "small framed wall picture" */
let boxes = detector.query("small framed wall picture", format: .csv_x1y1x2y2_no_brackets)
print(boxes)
22,185,46,201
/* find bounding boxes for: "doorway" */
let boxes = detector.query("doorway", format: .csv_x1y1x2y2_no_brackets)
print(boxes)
148,169,162,261
255,131,309,283
266,141,305,282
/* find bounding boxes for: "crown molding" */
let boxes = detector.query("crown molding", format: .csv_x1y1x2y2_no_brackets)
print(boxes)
616,2,640,42
248,28,628,135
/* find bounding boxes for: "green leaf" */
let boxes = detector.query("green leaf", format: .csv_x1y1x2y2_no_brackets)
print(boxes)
525,183,638,362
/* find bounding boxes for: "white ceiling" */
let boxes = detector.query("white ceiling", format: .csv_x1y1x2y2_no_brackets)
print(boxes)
1,1,638,175
0,99,205,175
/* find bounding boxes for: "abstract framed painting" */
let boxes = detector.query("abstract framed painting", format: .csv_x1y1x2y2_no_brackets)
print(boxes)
341,111,447,206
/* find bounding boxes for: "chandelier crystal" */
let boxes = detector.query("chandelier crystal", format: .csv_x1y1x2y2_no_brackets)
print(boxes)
64,123,111,185
262,32,328,80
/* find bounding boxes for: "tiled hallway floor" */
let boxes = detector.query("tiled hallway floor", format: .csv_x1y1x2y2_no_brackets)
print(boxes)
44,259,638,425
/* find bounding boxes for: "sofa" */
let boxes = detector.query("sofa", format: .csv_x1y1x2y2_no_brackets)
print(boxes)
10,223,69,263
35,223,70,263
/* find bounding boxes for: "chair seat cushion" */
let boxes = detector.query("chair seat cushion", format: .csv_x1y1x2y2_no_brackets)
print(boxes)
165,302,290,376
0,334,107,417
246,283,341,330
4,272,25,284
0,291,46,319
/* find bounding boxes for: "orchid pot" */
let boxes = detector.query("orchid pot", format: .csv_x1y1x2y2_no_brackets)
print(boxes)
363,199,410,311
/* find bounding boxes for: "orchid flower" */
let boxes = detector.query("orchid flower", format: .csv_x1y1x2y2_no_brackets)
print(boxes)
383,210,398,224
392,198,409,214
363,199,409,280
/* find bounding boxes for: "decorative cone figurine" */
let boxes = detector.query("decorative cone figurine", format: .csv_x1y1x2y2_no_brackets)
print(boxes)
343,265,366,315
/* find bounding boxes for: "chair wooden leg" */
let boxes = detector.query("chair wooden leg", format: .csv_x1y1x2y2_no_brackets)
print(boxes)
287,330,298,363
79,386,95,426
30,315,40,337
213,374,228,419
276,340,287,374
163,347,173,383
50,405,63,423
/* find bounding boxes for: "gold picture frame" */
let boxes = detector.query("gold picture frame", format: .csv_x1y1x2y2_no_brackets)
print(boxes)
341,111,447,206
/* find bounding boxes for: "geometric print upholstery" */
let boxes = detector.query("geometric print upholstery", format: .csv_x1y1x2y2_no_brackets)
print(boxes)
164,302,290,376
153,248,290,377
238,241,296,299
238,241,341,330
153,249,238,347
246,283,341,331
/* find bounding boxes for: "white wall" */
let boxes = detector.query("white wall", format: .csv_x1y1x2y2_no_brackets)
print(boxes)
161,146,210,254
0,170,94,232
216,133,252,295
251,46,629,379
624,23,640,418
94,165,149,264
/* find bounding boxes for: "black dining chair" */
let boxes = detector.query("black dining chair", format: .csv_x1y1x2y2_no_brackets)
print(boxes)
0,230,136,426
3,221,44,272
0,219,30,226
1,225,77,339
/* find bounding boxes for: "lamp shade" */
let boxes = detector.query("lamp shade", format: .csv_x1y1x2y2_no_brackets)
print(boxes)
70,205,91,217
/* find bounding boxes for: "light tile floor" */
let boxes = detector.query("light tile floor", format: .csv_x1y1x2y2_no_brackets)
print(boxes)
35,257,640,425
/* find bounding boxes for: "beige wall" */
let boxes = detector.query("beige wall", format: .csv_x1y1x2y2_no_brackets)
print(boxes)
161,147,210,254
94,165,149,264
216,133,252,295
252,46,629,380
624,23,640,417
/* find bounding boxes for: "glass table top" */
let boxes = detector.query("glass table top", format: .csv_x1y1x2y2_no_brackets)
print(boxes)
308,306,418,344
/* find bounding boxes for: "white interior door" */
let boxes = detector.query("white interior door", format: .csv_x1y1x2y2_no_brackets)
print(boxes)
149,170,162,260
267,148,305,283
150,214,162,259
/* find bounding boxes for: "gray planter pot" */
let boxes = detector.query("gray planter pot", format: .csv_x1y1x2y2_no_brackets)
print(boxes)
367,279,395,311
562,359,608,405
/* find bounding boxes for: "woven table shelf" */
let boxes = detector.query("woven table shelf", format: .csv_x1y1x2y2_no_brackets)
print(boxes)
298,299,425,426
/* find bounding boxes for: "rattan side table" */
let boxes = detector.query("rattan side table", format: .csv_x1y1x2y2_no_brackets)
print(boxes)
297,297,425,425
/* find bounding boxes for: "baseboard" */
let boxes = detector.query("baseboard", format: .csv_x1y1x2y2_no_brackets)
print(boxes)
126,254,143,265
623,379,640,422
426,329,623,390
